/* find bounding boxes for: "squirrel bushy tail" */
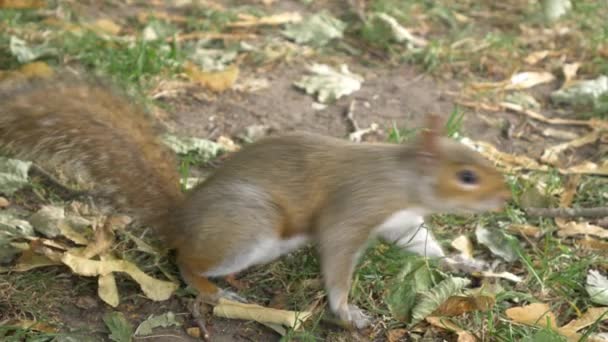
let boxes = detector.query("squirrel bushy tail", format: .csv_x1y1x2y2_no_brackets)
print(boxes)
0,75,183,242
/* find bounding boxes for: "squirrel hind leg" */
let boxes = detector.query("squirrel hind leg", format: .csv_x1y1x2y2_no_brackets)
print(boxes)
176,253,247,304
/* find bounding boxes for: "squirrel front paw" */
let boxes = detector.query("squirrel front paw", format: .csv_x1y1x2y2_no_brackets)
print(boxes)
335,304,371,329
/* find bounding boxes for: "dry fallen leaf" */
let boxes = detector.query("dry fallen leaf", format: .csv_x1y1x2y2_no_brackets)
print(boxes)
184,61,239,92
8,319,58,333
432,295,495,316
228,12,302,28
98,272,120,307
576,237,608,254
524,50,551,65
459,138,548,173
558,307,608,341
560,175,580,208
562,62,581,84
62,253,178,301
505,71,556,90
451,235,474,259
505,303,558,329
213,298,312,330
387,328,408,342
0,0,45,8
425,316,477,342
90,19,122,36
556,219,608,239
541,130,601,165
501,102,608,130
507,224,543,238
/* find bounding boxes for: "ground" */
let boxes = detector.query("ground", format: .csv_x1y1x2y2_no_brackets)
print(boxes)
1,0,607,341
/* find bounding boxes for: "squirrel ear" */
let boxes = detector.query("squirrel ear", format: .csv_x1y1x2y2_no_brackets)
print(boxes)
416,114,443,162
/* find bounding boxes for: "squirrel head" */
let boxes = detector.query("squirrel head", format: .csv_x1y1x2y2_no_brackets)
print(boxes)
411,115,512,213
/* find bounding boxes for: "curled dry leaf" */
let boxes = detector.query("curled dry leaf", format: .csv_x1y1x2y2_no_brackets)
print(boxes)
560,174,580,208
213,298,312,330
524,50,551,65
0,0,46,9
505,71,556,90
0,197,9,208
540,130,601,165
459,137,548,173
386,328,407,342
505,303,558,329
184,61,239,92
559,307,608,340
576,237,608,254
62,253,178,301
556,219,608,239
425,316,477,342
562,62,581,84
451,235,474,259
98,272,120,307
432,295,495,317
228,12,302,28
507,224,542,238
500,102,608,130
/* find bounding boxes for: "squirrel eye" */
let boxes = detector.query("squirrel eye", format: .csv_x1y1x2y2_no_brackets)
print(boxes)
457,169,478,185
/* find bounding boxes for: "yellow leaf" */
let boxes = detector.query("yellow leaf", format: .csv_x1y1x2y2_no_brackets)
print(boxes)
0,0,45,9
62,253,178,301
451,235,474,259
505,303,558,329
98,273,120,307
184,61,239,92
524,50,551,65
213,298,312,330
90,19,122,36
229,12,302,28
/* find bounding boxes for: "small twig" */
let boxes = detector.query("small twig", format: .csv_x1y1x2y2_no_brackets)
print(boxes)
344,101,378,142
525,207,608,219
344,100,360,132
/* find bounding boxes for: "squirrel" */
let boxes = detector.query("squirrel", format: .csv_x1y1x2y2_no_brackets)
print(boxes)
0,74,511,329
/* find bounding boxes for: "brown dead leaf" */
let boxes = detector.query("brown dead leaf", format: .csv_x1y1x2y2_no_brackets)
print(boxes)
451,235,474,259
387,328,407,342
564,160,608,176
576,237,608,254
556,219,608,239
433,295,495,316
501,102,608,130
560,175,581,208
137,11,188,24
11,241,62,272
228,12,302,28
168,32,257,43
184,61,239,92
505,303,558,329
460,138,548,173
425,316,477,342
562,62,581,84
558,307,608,339
0,0,45,8
89,19,122,36
62,253,178,301
524,50,551,65
78,219,115,259
507,224,542,238
541,130,601,165
0,196,9,208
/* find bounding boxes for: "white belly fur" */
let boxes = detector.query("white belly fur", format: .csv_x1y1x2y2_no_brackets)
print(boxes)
374,208,445,258
203,234,310,277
